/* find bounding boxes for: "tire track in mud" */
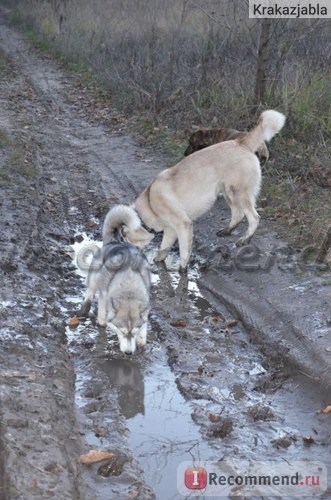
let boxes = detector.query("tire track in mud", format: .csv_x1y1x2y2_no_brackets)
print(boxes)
0,13,160,498
200,271,331,389
0,27,93,500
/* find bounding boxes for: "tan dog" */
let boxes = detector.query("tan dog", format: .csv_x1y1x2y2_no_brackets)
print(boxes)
184,127,269,164
130,110,285,270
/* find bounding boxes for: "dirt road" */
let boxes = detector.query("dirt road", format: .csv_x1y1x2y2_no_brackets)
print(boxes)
0,10,330,499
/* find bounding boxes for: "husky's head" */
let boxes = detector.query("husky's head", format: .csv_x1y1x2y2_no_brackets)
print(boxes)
108,299,150,354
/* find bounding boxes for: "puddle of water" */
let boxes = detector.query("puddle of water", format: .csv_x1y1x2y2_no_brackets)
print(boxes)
66,234,221,498
0,300,16,308
104,351,217,500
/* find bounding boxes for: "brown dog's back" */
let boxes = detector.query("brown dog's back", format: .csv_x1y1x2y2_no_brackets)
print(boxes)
184,127,269,164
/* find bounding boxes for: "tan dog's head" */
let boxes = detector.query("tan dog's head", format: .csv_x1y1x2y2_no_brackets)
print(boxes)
121,225,154,249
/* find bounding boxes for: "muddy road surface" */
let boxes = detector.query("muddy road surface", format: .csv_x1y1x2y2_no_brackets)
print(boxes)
0,10,330,500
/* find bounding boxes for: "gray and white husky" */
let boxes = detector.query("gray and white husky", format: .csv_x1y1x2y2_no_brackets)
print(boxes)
79,205,152,354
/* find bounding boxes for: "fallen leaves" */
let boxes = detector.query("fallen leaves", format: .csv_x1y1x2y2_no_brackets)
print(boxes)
95,425,108,437
302,436,316,445
45,463,64,473
170,319,187,328
322,404,331,414
211,314,224,322
208,412,221,423
79,450,114,465
68,315,80,328
0,371,37,381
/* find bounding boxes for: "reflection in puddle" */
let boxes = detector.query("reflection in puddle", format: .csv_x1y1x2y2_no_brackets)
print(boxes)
100,358,145,419
125,354,215,499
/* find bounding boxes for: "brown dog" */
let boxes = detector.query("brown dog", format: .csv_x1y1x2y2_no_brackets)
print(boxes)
184,127,269,164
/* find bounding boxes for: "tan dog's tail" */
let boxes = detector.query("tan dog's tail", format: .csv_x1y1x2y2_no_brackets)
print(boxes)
240,110,286,153
103,205,153,248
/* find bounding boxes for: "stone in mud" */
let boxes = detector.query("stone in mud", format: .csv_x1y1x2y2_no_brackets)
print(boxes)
207,416,233,438
97,452,128,477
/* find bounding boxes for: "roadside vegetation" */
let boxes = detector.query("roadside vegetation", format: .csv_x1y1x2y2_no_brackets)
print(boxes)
1,0,330,260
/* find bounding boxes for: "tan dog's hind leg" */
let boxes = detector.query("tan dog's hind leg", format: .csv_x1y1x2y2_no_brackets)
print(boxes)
227,205,245,234
217,189,245,236
217,187,259,245
218,191,245,236
236,201,260,246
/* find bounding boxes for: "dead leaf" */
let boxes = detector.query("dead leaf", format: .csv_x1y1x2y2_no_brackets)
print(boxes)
170,319,187,327
212,314,224,322
95,426,108,437
30,479,38,489
3,371,37,380
227,319,238,328
68,315,80,328
322,405,331,414
303,436,316,445
84,220,99,229
44,463,64,473
127,489,140,498
79,450,114,465
208,412,221,423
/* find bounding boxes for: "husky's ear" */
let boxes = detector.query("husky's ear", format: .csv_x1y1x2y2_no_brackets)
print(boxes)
122,226,154,248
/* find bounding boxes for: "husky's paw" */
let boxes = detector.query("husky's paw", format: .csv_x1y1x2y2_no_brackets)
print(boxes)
136,330,147,347
136,337,147,348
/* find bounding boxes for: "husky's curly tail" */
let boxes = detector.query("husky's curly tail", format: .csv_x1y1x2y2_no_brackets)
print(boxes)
102,204,154,248
102,205,142,244
239,110,286,154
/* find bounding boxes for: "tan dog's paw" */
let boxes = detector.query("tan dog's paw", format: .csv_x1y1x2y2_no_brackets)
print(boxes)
216,227,232,237
97,320,107,328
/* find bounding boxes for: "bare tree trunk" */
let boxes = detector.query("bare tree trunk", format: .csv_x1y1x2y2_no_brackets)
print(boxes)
254,18,272,108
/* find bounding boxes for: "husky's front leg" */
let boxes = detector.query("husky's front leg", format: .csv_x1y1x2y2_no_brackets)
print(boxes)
136,322,148,347
97,290,108,327
78,272,98,317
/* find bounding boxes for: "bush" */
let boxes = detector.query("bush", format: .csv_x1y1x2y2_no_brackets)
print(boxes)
4,0,328,136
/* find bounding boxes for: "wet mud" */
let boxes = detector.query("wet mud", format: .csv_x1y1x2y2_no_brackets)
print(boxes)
0,8,330,500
